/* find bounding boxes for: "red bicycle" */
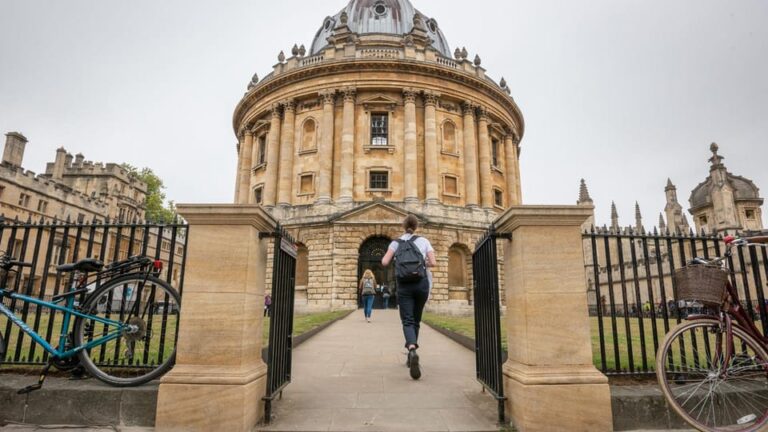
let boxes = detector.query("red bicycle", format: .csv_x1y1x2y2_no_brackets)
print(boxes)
657,235,768,431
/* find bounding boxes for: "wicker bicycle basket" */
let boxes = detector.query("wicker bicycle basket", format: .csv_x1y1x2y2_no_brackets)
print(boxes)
674,264,729,307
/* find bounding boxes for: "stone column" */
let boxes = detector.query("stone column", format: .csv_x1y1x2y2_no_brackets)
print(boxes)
476,107,493,208
277,100,296,207
403,88,418,203
423,90,440,204
263,104,282,207
233,138,244,203
514,138,522,203
339,87,356,204
318,90,336,204
504,131,521,206
237,128,254,204
495,206,613,432
156,204,277,432
462,101,479,207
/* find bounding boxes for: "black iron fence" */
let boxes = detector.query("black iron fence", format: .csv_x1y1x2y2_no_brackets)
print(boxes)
262,226,297,424
472,226,508,424
585,227,768,376
0,217,188,367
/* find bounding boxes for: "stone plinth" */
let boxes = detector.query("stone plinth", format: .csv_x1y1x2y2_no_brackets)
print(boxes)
495,205,613,432
155,204,276,432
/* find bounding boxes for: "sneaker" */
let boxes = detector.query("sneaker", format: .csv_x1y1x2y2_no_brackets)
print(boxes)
408,349,421,380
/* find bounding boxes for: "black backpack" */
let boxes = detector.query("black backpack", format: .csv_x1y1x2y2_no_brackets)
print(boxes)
394,236,427,282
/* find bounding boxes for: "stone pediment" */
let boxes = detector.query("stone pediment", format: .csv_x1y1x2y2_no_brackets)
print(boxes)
330,202,417,225
361,94,398,112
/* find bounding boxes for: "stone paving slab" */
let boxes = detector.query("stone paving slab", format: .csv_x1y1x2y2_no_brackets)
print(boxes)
258,309,500,432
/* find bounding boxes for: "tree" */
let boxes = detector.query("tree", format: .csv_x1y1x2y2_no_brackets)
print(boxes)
122,164,177,223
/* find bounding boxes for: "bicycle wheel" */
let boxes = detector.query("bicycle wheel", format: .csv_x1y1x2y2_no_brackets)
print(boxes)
657,318,768,432
73,273,181,386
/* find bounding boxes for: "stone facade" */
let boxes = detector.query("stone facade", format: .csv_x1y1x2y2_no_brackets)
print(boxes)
234,0,523,312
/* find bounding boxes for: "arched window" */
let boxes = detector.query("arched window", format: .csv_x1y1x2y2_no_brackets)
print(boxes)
301,119,317,152
441,121,457,154
296,244,309,287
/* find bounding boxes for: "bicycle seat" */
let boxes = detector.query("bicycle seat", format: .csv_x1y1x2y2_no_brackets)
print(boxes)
56,258,104,273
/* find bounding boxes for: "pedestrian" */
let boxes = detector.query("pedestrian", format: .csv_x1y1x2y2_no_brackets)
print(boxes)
381,214,436,380
264,293,272,318
359,269,377,323
382,284,391,309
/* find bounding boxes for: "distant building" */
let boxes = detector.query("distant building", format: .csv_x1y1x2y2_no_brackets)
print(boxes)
0,131,147,223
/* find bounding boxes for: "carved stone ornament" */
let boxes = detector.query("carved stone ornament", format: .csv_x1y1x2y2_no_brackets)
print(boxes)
271,103,282,118
403,35,415,47
500,77,507,88
319,89,336,105
438,100,457,112
423,90,440,106
474,54,482,66
476,106,489,121
299,44,307,57
340,11,349,25
402,88,417,104
247,73,259,90
278,51,286,62
282,99,296,112
342,87,357,103
454,47,462,60
461,47,468,59
292,44,300,56
413,13,426,31
462,100,475,116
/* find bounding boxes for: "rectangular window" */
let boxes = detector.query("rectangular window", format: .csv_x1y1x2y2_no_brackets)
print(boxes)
370,113,388,146
0,186,5,199
491,139,500,167
700,215,709,225
254,185,264,204
494,189,504,208
257,135,267,165
37,200,48,213
77,213,85,224
369,171,389,190
299,174,315,195
18,193,30,207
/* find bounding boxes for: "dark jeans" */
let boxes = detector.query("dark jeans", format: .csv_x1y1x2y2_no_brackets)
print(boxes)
362,294,375,318
397,278,429,348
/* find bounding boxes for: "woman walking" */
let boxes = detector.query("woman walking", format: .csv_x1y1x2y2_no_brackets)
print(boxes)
359,269,377,323
382,214,436,380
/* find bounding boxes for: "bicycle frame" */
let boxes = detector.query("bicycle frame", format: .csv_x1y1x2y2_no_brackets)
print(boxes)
0,285,125,360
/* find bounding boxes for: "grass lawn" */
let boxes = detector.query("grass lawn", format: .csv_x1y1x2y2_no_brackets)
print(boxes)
262,310,351,347
422,312,721,373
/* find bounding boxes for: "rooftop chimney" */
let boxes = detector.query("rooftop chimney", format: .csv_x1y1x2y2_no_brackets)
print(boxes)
3,132,27,167
74,153,85,168
52,147,67,180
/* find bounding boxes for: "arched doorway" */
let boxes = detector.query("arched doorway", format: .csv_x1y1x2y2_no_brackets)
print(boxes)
357,236,396,309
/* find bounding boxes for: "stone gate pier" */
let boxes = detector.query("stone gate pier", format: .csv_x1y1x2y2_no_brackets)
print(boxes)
495,206,613,432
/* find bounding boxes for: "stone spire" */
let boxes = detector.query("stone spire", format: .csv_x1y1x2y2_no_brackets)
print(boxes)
577,179,593,206
709,142,725,172
659,213,667,232
635,202,643,232
665,178,686,233
611,201,619,232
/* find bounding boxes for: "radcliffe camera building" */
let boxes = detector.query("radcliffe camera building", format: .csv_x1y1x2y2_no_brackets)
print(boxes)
233,0,524,311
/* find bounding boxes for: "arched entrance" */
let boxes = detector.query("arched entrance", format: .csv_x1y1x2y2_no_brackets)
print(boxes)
357,236,397,309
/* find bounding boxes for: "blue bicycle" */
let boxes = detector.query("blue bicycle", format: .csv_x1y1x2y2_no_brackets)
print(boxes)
0,254,180,391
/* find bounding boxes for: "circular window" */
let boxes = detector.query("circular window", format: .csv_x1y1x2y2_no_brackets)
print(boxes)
428,19,438,33
374,3,387,16
324,18,334,30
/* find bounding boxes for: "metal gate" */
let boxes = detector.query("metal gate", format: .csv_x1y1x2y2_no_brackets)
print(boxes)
261,226,297,424
472,225,509,424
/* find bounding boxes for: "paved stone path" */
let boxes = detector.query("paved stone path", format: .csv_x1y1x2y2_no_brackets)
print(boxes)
259,309,501,432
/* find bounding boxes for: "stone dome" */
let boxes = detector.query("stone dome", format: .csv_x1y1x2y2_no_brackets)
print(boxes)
689,144,762,210
310,0,452,57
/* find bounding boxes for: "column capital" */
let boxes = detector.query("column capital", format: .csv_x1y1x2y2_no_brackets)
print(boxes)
423,90,440,107
270,103,282,118
319,89,337,105
281,99,296,113
476,105,489,122
462,100,476,116
341,87,357,103
403,88,418,104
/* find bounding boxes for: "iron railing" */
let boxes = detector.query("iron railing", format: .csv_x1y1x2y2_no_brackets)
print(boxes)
585,227,768,376
472,225,508,424
0,216,188,367
262,225,297,424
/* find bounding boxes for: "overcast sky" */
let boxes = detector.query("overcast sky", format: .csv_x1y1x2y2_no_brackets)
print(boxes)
1,0,766,228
